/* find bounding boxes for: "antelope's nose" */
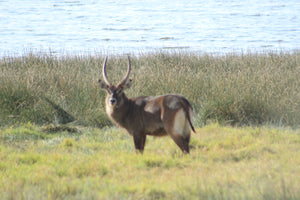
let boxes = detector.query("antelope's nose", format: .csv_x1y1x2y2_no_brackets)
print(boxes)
110,98,116,104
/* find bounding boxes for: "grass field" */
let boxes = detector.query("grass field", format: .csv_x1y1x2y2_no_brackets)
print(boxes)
0,123,299,200
0,51,299,199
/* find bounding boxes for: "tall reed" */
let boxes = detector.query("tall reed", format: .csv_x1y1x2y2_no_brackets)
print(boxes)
1,51,299,127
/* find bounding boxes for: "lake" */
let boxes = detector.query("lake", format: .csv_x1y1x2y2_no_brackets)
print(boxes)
0,0,299,56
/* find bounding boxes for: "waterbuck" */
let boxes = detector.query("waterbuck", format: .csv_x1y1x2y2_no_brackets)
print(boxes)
98,56,196,154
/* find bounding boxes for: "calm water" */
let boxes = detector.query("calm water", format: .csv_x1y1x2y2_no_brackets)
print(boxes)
0,0,300,56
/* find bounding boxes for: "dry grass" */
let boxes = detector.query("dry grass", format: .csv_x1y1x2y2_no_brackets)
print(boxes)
0,50,299,127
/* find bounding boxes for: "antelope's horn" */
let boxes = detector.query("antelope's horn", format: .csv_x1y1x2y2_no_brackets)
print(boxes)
102,56,112,86
118,55,131,86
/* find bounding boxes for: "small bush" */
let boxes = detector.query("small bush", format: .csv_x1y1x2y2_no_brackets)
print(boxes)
62,138,76,147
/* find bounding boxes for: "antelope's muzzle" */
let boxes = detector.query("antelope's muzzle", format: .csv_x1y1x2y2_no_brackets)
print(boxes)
109,98,117,105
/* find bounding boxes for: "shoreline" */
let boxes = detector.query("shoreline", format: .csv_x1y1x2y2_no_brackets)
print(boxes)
1,48,299,59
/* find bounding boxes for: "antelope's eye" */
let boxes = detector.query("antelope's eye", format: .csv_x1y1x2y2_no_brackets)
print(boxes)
115,88,123,94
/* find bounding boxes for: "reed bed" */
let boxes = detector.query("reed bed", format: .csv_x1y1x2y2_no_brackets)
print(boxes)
0,50,299,127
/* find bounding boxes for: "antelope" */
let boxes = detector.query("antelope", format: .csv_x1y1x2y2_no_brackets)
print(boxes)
98,56,196,154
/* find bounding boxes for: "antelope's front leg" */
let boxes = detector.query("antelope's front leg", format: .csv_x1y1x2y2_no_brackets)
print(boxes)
133,132,146,154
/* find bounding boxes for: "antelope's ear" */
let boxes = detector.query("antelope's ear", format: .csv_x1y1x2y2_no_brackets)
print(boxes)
122,79,133,90
117,79,133,92
98,79,110,91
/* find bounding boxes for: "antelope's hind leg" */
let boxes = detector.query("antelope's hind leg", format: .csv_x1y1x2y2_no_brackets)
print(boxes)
171,133,190,154
164,109,191,154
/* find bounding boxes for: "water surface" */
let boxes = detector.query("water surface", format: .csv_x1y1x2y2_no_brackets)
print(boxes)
0,0,299,55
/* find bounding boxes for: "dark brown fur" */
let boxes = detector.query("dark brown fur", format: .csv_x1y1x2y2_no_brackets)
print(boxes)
99,57,195,154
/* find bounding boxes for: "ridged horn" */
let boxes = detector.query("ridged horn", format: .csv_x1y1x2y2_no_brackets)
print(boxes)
118,55,131,86
102,56,112,86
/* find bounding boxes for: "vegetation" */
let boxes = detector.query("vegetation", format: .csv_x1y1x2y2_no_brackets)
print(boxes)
0,50,299,127
0,50,299,199
0,123,299,199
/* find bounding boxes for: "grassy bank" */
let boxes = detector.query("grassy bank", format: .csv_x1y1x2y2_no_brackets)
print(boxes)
0,123,299,199
0,51,299,127
1,51,299,199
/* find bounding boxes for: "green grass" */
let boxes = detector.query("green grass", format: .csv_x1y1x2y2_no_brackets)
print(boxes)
0,123,299,199
1,50,299,127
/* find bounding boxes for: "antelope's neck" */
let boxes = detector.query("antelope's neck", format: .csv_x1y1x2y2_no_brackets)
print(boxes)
106,96,132,129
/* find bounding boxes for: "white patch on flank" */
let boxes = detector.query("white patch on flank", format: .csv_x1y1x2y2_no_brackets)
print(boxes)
145,101,160,113
173,109,191,137
135,98,145,106
168,98,180,110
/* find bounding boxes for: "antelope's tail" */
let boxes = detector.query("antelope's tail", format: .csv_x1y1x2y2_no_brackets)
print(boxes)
186,109,196,133
182,97,196,133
